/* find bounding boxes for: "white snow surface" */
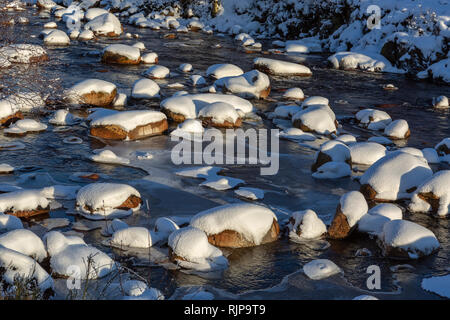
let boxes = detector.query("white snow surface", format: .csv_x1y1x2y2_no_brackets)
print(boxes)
0,212,23,232
384,119,409,139
349,142,387,165
214,70,270,99
0,229,47,262
254,57,312,76
206,63,244,79
89,149,130,165
91,110,166,131
43,29,70,45
103,44,140,60
84,13,122,36
421,274,450,298
0,190,49,213
131,78,160,99
355,109,392,130
328,51,403,73
303,259,341,280
198,102,240,124
289,209,327,240
339,191,368,228
110,227,155,249
312,162,351,179
143,65,170,79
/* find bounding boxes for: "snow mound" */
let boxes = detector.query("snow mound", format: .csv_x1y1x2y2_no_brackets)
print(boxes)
131,78,160,99
432,96,449,109
254,57,312,76
4,119,47,135
349,142,387,165
214,70,270,99
0,212,23,232
141,52,158,64
102,44,140,61
358,203,402,236
288,209,327,240
65,79,116,104
198,102,240,125
89,149,130,165
272,104,301,119
91,110,166,131
234,187,264,200
278,127,316,142
170,119,204,140
175,166,223,179
355,109,392,130
43,29,70,46
339,191,368,228
200,176,244,191
312,162,351,179
0,229,47,262
292,105,337,135
384,119,410,139
303,259,341,280
143,65,170,79
85,8,109,21
110,227,155,249
328,52,403,73
336,134,357,144
283,87,304,100
84,13,122,36
49,109,79,125
0,190,49,214
206,63,244,79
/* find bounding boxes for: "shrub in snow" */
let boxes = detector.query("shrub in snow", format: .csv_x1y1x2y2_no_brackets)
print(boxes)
206,63,244,79
198,102,241,128
43,29,70,46
0,229,47,262
358,203,403,236
349,142,386,166
378,220,440,259
409,170,450,217
328,52,401,73
90,110,168,140
0,246,53,294
292,105,337,135
287,209,327,241
360,152,433,202
160,93,253,123
312,140,351,172
214,70,271,99
435,138,450,156
168,227,228,272
190,203,279,248
143,65,170,79
4,119,46,135
432,96,449,109
283,87,304,101
84,13,123,37
303,259,341,280
65,79,117,107
131,78,160,99
75,183,141,218
0,190,49,218
328,191,368,239
0,44,48,64
0,212,23,232
101,44,141,64
253,57,312,76
141,52,158,64
384,119,410,140
110,227,156,249
355,109,392,131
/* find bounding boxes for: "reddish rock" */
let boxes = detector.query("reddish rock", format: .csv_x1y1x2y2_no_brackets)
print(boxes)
101,52,140,65
79,88,117,107
90,119,168,140
199,117,242,129
0,111,23,127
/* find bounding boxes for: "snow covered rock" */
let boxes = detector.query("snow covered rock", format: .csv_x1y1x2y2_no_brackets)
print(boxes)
198,102,241,128
89,149,130,165
278,127,315,142
36,0,56,9
335,134,357,145
435,138,450,156
43,29,70,46
0,163,14,174
0,229,47,262
0,44,48,64
84,13,123,37
121,280,164,300
312,140,351,172
85,8,109,21
287,209,327,240
234,187,264,200
0,190,49,218
283,87,304,101
110,227,155,249
417,58,450,84
214,70,270,99
161,93,253,122
101,44,141,64
143,65,170,79
355,109,392,131
328,191,368,239
409,170,450,217
170,119,204,140
0,212,23,232
432,96,449,109
422,148,440,164
254,57,312,76
0,99,23,126
90,110,168,140
206,63,244,79
292,105,337,135
75,183,141,218
4,119,47,135
311,161,352,179
303,259,341,280
328,52,401,73
190,203,279,248
43,22,57,29
49,109,79,125
360,152,433,201
384,119,410,140
168,227,228,272
378,220,439,259
131,79,160,99
358,203,403,236
349,142,387,166
141,52,158,64
78,29,95,41
179,63,192,72
190,74,206,87
65,79,117,107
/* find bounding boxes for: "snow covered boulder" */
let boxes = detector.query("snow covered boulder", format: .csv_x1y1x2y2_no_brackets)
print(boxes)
89,149,130,165
253,57,312,76
0,229,47,262
101,44,141,64
141,52,158,64
0,99,23,126
190,203,279,248
417,58,450,84
312,140,351,172
311,161,352,179
357,203,403,236
75,183,142,218
65,79,117,107
43,30,70,46
90,110,168,140
131,79,160,99
85,8,109,21
214,70,271,99
198,102,241,128
435,138,450,156
0,44,48,64
168,227,228,272
287,209,327,241
78,30,95,41
110,227,155,249
84,13,123,37
170,119,204,140
360,152,433,201
292,105,337,135
328,52,401,73
432,96,449,109
283,88,304,101
349,142,387,166
378,220,439,259
355,109,392,131
384,119,410,140
409,170,450,217
49,109,79,126
328,191,368,239
36,0,56,9
0,190,50,218
206,63,244,79
143,65,170,79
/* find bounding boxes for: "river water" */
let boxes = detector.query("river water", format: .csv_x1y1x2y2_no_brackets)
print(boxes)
1,7,450,299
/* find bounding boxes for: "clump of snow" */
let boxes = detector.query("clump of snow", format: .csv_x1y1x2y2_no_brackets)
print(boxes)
84,13,122,36
384,119,409,139
349,142,386,165
418,58,450,84
355,109,392,130
198,102,240,125
234,187,264,200
339,191,368,228
65,79,116,104
312,162,351,179
101,218,128,236
102,44,141,62
283,88,304,100
0,163,14,173
292,105,336,135
143,65,170,79
190,74,206,86
89,149,130,165
206,63,244,79
422,148,440,164
168,226,228,272
272,105,301,119
432,96,449,109
288,209,327,240
335,134,357,145
43,21,57,29
179,63,192,72
170,119,204,141
113,93,127,107
43,29,70,46
132,42,145,50
254,57,312,76
121,280,164,300
190,203,276,246
141,52,158,64
328,52,403,73
358,203,402,236
4,119,47,135
214,70,270,99
0,229,47,262
110,227,155,249
49,109,79,125
131,79,160,99
154,217,179,235
353,295,379,300
91,110,166,132
85,8,109,21
303,259,341,280
0,190,49,213
78,30,95,41
200,176,244,191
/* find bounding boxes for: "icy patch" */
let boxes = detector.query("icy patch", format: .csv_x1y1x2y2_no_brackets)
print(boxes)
303,259,341,280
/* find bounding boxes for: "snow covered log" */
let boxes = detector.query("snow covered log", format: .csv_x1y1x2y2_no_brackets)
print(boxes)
65,79,117,107
328,191,368,239
253,58,312,76
190,203,280,248
0,190,50,218
90,110,168,140
214,70,271,99
101,44,141,65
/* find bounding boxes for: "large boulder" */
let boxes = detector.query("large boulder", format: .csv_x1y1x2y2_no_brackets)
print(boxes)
214,70,271,99
311,140,351,172
84,13,123,37
0,190,50,218
253,57,312,76
198,102,242,128
65,79,117,107
101,44,141,65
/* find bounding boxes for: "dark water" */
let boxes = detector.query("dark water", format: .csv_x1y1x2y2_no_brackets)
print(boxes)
1,8,450,299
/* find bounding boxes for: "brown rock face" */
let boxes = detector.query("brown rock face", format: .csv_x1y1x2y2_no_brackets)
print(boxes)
259,86,271,99
360,184,378,201
162,109,186,123
311,152,332,172
206,218,280,248
90,119,168,140
292,118,337,135
436,144,450,155
418,192,441,214
83,195,141,213
327,205,352,240
6,206,50,218
199,117,242,129
163,33,176,39
0,111,23,127
79,88,117,107
79,173,100,180
101,51,141,65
